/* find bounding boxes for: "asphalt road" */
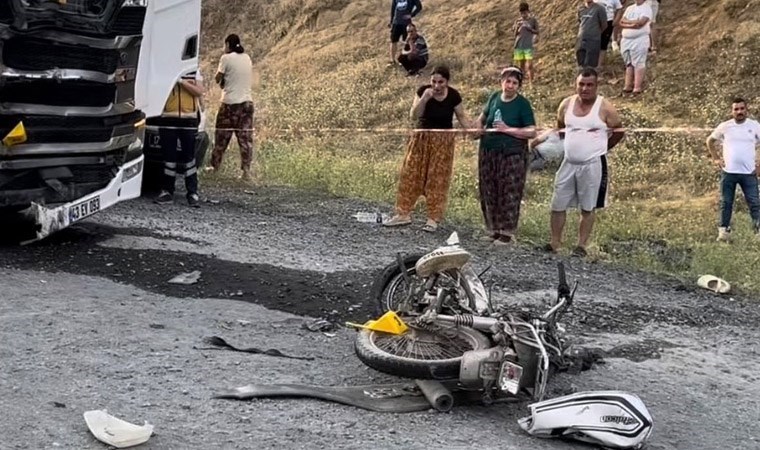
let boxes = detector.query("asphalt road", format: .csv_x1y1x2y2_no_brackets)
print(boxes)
1,185,758,449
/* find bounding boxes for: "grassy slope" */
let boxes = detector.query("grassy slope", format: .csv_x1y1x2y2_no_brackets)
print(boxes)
197,0,760,295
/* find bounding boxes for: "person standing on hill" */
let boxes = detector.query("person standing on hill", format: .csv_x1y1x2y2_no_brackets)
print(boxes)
207,34,255,181
388,0,423,67
646,0,660,52
546,68,624,257
705,98,760,242
384,66,475,232
594,0,623,69
397,23,429,76
618,0,652,95
512,2,539,85
576,0,608,69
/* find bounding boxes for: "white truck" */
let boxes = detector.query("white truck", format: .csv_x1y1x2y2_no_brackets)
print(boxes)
0,0,202,242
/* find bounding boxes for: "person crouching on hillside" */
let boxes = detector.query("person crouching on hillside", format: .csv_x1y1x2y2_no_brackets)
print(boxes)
384,65,476,232
388,0,423,67
397,24,429,76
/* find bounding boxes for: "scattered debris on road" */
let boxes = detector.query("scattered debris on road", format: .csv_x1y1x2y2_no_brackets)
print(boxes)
83,410,154,449
168,270,201,285
199,335,315,361
302,318,335,332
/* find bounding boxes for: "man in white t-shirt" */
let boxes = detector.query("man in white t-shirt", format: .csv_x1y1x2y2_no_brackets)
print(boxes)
594,0,623,69
706,97,760,242
617,0,651,95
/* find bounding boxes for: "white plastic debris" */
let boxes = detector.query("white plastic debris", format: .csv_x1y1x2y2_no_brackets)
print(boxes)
83,410,154,448
518,391,653,449
168,270,201,285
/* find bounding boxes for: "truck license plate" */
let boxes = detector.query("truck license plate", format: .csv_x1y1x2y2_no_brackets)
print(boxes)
69,197,101,223
499,361,523,395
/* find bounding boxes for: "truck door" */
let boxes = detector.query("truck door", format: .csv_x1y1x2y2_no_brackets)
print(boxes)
134,0,202,119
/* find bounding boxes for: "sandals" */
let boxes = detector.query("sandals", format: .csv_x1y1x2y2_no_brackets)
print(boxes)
422,220,438,233
571,246,588,257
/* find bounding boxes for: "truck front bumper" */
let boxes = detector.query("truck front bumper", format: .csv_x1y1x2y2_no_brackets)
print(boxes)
20,155,143,243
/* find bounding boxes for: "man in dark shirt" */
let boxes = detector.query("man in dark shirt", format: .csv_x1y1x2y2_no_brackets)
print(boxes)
397,23,429,76
576,0,608,68
388,0,423,67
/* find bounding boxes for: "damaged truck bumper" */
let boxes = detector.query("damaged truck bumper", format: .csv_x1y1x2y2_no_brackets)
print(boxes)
21,155,143,243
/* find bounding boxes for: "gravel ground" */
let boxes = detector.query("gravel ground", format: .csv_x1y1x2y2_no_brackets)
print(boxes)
1,185,759,450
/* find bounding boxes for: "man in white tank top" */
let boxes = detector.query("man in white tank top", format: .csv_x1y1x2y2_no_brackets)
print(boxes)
545,68,625,256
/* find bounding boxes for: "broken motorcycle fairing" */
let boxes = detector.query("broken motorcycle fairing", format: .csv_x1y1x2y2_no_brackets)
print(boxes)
517,391,654,449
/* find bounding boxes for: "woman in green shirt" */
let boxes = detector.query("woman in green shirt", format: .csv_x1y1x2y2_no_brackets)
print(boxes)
476,67,537,244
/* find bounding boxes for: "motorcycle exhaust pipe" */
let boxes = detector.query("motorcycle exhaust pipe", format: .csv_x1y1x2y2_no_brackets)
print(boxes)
415,379,453,412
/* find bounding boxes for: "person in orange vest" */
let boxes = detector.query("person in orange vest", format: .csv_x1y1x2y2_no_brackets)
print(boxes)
154,71,206,207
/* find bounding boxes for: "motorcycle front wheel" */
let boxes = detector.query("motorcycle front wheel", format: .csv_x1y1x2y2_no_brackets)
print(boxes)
354,323,492,380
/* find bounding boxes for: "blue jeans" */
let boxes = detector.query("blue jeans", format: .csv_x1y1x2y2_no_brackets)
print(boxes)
720,171,760,229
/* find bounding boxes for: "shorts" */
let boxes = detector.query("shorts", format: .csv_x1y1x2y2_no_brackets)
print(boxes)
576,39,601,68
390,24,407,43
649,1,659,23
621,36,649,68
550,155,609,212
513,48,534,61
600,21,614,50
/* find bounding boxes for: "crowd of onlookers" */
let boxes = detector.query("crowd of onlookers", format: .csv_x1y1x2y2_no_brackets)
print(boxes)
384,0,760,250
154,0,760,251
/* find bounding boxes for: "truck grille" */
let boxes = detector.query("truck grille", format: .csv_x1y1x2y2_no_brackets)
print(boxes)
32,0,109,16
0,3,12,24
111,7,146,35
0,79,116,107
70,165,118,185
3,37,120,74
0,112,141,144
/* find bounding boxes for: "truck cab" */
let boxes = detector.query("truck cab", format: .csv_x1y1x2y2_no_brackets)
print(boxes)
0,0,202,241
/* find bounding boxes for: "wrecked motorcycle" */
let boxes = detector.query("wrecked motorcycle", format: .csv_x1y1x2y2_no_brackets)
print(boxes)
354,232,577,402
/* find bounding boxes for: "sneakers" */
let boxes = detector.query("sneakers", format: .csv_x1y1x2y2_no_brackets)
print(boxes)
155,191,200,208
716,227,731,242
187,193,200,208
154,191,173,205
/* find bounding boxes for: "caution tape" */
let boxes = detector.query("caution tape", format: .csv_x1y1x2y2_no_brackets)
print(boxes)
145,124,714,134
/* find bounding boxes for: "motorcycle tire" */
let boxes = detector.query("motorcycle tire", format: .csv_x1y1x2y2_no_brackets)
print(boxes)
354,326,492,380
370,253,424,316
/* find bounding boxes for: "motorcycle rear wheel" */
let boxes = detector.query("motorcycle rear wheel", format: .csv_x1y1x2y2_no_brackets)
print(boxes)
354,323,492,380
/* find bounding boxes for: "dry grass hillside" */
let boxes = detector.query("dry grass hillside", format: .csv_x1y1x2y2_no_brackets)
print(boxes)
197,0,760,295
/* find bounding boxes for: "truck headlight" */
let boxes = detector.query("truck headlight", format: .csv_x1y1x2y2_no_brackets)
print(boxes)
122,160,143,182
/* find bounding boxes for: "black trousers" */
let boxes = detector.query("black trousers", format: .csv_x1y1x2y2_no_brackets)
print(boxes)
398,54,428,74
157,117,199,196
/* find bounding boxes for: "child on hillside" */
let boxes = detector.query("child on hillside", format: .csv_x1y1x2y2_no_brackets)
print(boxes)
513,2,539,84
